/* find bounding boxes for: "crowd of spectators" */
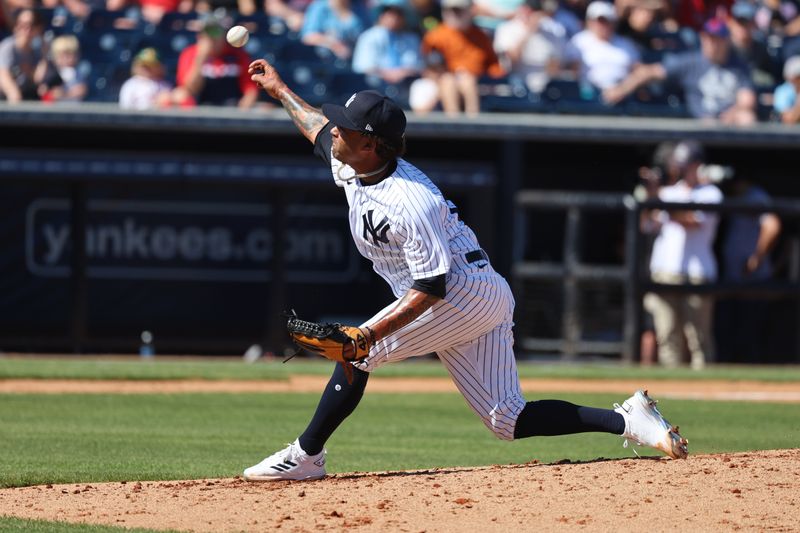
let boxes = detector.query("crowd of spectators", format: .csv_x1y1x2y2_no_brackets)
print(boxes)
1,0,800,120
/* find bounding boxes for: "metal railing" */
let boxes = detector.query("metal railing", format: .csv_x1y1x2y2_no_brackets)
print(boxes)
514,191,800,362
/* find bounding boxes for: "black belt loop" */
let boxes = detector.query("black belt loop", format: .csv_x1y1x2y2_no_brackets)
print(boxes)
465,249,488,264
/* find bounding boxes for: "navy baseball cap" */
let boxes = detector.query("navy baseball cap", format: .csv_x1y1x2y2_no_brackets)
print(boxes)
322,90,406,144
702,17,730,38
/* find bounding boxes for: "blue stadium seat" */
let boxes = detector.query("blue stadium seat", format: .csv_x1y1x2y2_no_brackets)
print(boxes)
543,79,621,116
84,9,143,32
327,71,382,102
625,89,689,118
479,75,546,113
243,33,290,64
85,61,128,103
157,11,204,32
78,28,140,70
234,12,289,37
283,61,331,105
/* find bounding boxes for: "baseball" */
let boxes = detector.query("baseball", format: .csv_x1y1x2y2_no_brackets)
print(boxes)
226,25,249,48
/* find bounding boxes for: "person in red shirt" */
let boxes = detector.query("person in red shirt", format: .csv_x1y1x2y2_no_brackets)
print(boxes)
174,18,259,108
417,0,504,115
138,0,196,25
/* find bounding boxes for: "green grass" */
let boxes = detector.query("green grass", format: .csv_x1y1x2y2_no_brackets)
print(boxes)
2,356,800,381
0,516,167,533
1,392,798,489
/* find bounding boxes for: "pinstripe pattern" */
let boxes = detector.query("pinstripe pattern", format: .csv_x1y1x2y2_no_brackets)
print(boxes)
330,153,525,439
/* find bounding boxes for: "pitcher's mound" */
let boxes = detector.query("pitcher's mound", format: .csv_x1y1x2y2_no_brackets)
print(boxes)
2,449,799,532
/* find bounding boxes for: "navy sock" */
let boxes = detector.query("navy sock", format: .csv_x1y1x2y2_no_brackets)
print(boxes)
513,400,626,439
298,364,369,455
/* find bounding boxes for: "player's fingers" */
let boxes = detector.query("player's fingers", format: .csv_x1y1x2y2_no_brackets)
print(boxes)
247,59,267,74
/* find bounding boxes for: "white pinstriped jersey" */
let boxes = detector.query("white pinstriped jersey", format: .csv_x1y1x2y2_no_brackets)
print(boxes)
315,124,487,298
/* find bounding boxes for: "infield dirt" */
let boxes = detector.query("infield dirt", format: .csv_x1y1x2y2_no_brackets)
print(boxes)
1,449,799,532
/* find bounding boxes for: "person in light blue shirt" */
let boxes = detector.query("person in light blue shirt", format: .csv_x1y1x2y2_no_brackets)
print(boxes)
773,55,800,123
352,0,423,84
301,0,370,59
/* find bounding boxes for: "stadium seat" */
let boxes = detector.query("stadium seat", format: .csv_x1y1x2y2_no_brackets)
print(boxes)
243,33,290,64
85,61,128,103
157,11,204,33
327,71,385,102
78,27,141,75
234,12,289,37
543,80,622,116
479,75,547,113
84,9,143,32
283,61,330,105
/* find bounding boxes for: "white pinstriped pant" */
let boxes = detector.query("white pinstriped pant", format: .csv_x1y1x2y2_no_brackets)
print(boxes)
355,271,526,440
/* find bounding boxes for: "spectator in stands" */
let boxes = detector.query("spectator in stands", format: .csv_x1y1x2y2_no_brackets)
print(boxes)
472,0,524,32
773,55,800,122
604,18,757,124
717,171,781,362
634,141,677,366
414,0,504,115
139,0,196,25
562,1,641,93
726,0,780,88
174,16,259,107
642,141,722,370
119,47,175,109
41,34,87,103
0,8,50,102
674,0,731,31
352,0,423,85
300,0,369,60
616,0,688,57
493,0,566,93
407,0,442,34
263,0,314,32
755,0,800,46
553,0,586,37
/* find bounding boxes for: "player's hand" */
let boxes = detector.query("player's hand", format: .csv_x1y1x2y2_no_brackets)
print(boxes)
249,59,286,99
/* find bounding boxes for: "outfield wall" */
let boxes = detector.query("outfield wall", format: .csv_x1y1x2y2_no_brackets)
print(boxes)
2,104,799,360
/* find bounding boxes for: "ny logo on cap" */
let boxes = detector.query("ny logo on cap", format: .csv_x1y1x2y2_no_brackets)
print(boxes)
345,93,357,107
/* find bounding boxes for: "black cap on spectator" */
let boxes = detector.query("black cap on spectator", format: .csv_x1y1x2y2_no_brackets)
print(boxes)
526,0,544,10
671,140,705,169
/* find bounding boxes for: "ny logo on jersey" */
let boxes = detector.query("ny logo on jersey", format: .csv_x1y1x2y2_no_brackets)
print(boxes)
362,210,390,246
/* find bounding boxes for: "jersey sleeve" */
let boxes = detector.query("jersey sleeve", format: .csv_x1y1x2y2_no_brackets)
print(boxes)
400,184,451,280
313,122,334,166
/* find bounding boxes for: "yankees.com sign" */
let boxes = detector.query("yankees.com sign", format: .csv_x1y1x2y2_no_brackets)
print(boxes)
26,199,359,283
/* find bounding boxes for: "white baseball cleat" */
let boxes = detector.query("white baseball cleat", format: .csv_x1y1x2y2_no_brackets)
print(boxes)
614,389,689,459
243,439,326,481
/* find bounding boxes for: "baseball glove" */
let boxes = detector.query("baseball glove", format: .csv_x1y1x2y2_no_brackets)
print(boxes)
286,311,375,383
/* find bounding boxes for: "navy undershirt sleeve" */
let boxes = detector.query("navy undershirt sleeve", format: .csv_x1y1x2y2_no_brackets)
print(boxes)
313,123,334,165
411,274,446,299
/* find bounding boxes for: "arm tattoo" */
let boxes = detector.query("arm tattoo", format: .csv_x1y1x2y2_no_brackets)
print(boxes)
370,289,441,342
277,86,327,143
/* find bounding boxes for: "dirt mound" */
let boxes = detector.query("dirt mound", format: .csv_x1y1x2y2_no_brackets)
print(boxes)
2,449,798,532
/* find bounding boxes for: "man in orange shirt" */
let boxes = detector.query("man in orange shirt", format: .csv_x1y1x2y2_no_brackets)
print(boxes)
416,0,504,114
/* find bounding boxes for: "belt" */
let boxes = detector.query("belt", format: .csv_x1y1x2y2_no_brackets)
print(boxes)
465,249,489,264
